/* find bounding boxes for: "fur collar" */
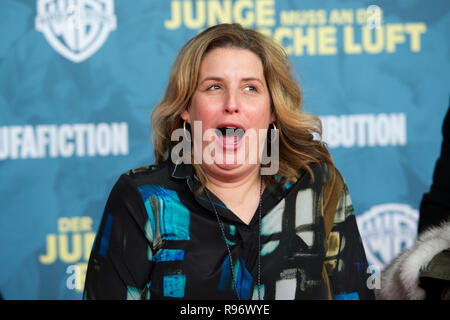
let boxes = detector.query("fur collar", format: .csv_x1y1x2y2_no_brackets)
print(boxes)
375,219,450,300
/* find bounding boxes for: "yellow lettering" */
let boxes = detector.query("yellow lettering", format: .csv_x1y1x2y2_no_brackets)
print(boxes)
59,233,82,263
233,0,254,27
207,0,232,27
404,23,426,52
329,9,354,25
344,26,362,54
279,11,295,25
294,27,316,56
356,8,367,25
318,26,337,55
58,217,92,233
58,216,93,233
356,7,383,25
256,0,275,27
39,234,57,264
41,216,95,267
386,24,405,53
84,232,96,261
362,26,384,54
184,0,206,29
273,27,293,55
164,0,181,29
79,216,93,232
58,217,72,232
317,10,327,25
279,9,327,26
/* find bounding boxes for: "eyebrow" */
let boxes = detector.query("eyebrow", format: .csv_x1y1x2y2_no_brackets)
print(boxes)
199,76,265,86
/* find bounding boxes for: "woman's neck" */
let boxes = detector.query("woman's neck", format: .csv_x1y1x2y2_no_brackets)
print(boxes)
204,166,263,224
206,165,260,193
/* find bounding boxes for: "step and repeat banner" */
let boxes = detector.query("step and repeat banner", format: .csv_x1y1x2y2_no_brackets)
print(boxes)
0,0,449,299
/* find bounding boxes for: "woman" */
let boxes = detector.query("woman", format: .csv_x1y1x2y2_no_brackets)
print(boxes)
84,23,374,300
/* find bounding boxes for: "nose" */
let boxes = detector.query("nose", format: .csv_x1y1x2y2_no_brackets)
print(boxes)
225,105,239,113
224,91,239,114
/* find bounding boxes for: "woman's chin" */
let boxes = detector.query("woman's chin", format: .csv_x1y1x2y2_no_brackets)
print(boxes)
213,161,244,171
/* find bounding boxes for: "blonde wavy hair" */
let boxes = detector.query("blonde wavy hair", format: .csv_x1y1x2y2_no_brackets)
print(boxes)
151,23,333,187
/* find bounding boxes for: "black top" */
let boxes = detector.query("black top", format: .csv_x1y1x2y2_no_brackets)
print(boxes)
83,159,374,300
419,103,450,232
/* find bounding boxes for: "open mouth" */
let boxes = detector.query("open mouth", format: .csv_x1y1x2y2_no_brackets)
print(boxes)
215,125,245,149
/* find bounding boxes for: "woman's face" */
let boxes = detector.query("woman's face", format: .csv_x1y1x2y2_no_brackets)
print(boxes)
181,47,274,181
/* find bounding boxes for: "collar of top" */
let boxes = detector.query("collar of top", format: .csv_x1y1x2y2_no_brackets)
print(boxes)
169,158,195,180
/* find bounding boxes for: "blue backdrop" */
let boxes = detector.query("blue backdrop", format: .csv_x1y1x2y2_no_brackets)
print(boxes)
0,0,449,299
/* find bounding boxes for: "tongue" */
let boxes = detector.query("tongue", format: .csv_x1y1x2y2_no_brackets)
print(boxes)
219,128,245,145
220,127,244,137
223,135,238,145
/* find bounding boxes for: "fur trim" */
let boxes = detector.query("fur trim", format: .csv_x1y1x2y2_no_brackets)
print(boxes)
375,219,450,300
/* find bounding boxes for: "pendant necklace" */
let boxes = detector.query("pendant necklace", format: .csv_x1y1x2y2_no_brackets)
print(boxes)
204,179,263,300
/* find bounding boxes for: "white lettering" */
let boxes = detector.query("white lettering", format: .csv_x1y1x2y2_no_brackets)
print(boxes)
59,124,75,158
21,126,39,159
10,126,22,159
66,264,81,291
0,122,129,160
95,123,111,156
320,112,407,148
111,122,129,156
366,265,381,289
0,126,8,160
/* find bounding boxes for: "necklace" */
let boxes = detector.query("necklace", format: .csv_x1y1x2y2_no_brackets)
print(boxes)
204,179,263,300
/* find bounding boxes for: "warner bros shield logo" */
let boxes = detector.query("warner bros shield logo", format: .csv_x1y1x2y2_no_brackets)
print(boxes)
356,203,419,269
35,0,117,63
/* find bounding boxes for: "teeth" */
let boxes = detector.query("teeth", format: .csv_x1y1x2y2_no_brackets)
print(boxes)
216,126,245,141
218,127,242,133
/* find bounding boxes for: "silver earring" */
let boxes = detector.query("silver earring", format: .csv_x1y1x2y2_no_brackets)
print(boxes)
271,122,278,131
269,122,279,142
183,120,191,142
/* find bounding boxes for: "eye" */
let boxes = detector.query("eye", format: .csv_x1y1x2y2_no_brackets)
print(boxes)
206,84,221,91
244,85,257,92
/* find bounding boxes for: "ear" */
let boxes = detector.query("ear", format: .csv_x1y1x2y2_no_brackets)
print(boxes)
269,101,276,123
270,112,276,124
181,109,190,123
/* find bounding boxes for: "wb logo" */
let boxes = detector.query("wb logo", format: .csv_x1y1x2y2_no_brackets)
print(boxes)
356,203,418,269
35,0,117,63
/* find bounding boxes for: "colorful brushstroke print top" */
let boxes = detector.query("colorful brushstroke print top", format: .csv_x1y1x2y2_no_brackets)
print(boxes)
83,159,375,300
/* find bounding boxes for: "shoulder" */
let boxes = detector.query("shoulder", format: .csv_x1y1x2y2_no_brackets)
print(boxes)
120,160,171,188
310,162,351,225
104,161,173,213
289,162,348,212
105,161,172,202
286,162,345,196
307,161,345,194
124,164,162,177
